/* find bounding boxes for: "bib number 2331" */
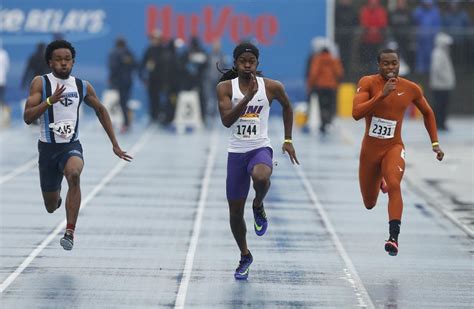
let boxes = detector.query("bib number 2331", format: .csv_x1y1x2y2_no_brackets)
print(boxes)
369,117,396,139
234,117,260,140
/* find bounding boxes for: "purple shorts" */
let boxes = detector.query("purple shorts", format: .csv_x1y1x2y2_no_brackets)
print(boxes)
226,147,273,200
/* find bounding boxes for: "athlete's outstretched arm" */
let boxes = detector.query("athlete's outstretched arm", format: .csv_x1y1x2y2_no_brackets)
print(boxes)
352,77,396,120
217,74,257,128
83,82,133,162
23,76,65,124
413,90,444,161
268,79,299,165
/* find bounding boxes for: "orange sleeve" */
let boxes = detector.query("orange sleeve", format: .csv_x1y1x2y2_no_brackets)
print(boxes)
352,76,384,120
412,84,439,143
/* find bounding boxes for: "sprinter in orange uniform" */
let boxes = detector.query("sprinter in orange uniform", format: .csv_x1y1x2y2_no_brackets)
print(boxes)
352,49,444,256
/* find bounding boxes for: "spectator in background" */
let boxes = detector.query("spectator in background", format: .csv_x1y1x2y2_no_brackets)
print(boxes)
389,0,413,68
140,30,165,124
108,37,137,133
386,40,410,77
184,37,208,123
304,38,320,85
335,0,358,76
307,47,344,134
430,32,455,131
159,39,179,124
0,45,10,127
0,45,9,104
413,0,440,74
442,0,471,68
174,38,188,87
21,42,50,89
206,40,228,120
359,0,388,74
305,37,338,85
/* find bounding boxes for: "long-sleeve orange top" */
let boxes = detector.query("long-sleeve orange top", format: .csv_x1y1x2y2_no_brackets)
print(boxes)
352,74,438,145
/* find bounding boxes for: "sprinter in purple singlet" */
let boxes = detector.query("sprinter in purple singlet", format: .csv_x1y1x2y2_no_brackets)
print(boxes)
216,42,299,280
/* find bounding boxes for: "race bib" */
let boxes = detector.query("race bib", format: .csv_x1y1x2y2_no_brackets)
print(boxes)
369,116,396,139
49,120,75,139
233,116,260,140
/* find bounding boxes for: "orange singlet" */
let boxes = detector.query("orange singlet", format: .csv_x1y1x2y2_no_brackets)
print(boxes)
352,74,438,220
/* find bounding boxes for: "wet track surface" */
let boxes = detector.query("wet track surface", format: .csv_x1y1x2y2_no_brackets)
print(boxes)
1,117,472,308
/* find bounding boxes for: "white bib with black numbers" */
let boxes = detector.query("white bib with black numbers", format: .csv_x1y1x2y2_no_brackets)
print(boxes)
369,116,396,139
233,116,260,140
49,119,76,139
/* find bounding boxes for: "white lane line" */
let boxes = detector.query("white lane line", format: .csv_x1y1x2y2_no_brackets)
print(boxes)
0,122,113,185
404,177,474,238
0,158,37,185
0,128,154,294
296,166,375,309
174,129,218,309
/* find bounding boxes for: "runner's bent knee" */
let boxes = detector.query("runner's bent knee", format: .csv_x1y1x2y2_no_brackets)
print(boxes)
252,173,270,186
65,170,81,186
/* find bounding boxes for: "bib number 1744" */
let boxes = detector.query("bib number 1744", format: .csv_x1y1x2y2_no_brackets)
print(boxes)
236,124,257,136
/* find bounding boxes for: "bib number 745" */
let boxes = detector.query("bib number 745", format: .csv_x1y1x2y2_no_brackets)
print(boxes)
49,120,75,139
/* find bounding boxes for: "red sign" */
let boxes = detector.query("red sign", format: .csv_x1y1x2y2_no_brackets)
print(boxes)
146,5,279,45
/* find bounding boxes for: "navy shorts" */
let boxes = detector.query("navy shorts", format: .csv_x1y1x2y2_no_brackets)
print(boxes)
38,140,84,192
226,147,273,200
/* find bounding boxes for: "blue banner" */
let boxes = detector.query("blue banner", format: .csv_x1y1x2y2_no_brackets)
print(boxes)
1,0,328,117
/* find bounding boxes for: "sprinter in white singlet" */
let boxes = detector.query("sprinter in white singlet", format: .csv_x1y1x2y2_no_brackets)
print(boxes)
216,42,299,280
23,40,133,251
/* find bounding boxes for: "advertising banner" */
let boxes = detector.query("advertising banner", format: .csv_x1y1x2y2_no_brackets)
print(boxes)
1,0,328,116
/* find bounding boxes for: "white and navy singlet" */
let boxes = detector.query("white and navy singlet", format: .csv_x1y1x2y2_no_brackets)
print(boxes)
39,73,87,144
228,76,271,153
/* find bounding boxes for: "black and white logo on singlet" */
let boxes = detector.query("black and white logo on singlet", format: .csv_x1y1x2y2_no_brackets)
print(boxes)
60,97,73,107
59,92,78,107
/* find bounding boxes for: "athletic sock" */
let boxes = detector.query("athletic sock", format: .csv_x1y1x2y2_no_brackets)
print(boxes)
66,223,75,235
389,220,401,242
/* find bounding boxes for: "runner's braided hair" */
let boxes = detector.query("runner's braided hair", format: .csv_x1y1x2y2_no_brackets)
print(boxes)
218,42,262,82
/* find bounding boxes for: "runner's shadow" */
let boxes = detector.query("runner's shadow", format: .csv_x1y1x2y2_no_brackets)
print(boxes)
40,274,79,306
227,279,263,308
383,278,399,309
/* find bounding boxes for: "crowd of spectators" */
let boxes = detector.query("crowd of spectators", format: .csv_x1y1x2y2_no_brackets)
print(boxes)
335,0,472,79
4,1,472,130
108,32,228,130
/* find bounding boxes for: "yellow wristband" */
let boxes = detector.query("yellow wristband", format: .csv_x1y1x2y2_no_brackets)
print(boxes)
46,97,52,106
432,142,439,147
284,139,292,144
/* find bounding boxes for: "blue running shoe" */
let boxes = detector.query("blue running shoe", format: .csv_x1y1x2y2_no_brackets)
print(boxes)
234,252,253,280
253,205,268,236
